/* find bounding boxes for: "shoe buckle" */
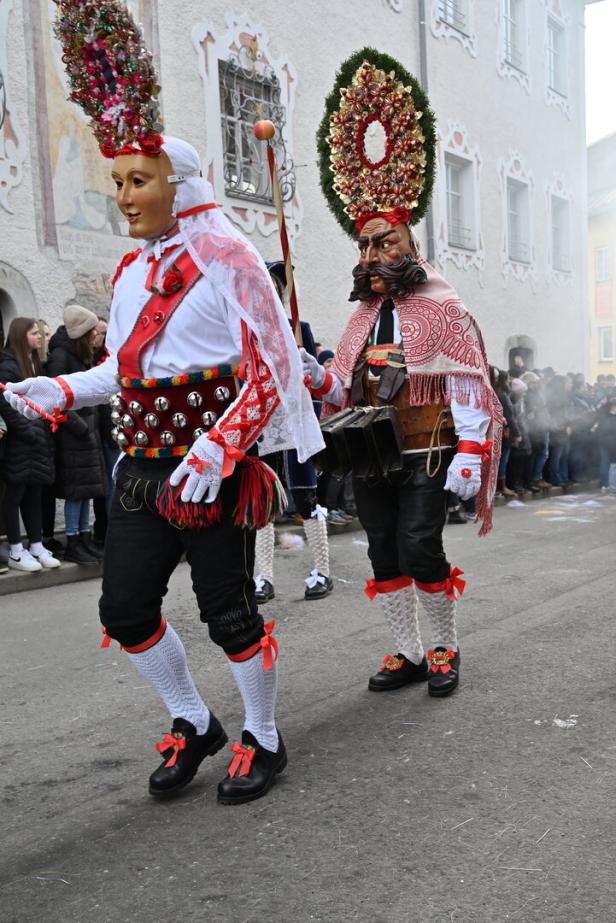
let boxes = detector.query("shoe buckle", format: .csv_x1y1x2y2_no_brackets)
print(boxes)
381,654,404,672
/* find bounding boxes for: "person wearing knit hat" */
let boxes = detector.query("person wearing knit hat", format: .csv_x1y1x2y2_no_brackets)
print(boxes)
317,350,335,368
63,304,99,341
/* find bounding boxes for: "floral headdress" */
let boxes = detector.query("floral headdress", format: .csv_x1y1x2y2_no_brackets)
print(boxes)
317,48,436,238
53,0,164,159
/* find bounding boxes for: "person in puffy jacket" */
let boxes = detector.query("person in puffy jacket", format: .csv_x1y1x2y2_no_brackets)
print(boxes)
0,317,59,572
46,305,107,565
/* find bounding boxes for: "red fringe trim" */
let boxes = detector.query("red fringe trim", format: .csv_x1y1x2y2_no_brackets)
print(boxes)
155,459,286,530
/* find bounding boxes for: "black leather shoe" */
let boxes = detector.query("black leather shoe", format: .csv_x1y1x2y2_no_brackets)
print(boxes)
255,579,275,605
217,730,287,805
368,653,429,691
79,531,104,561
304,574,334,600
149,714,228,799
427,647,460,697
447,507,467,524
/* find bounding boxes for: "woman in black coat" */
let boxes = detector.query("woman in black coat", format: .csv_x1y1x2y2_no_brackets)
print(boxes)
0,317,59,572
46,304,107,565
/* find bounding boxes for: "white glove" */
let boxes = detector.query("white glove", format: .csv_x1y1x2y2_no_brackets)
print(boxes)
300,348,325,389
3,377,66,420
168,435,226,503
444,453,482,501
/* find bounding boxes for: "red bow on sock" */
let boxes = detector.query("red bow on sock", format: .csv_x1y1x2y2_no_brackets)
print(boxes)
260,620,279,672
445,567,466,601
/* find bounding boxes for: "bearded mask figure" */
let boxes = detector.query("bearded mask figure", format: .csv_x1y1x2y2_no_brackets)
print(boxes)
349,216,427,302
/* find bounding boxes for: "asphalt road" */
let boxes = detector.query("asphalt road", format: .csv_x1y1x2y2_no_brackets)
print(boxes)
2,490,616,923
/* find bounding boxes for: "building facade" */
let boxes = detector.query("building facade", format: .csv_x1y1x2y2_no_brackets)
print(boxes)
0,0,592,374
587,132,616,382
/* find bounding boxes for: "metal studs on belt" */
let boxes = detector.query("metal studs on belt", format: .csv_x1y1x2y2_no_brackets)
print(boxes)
186,391,203,408
128,400,143,415
154,396,170,412
160,431,176,447
143,413,159,428
171,412,188,428
214,386,231,402
121,414,135,429
201,411,217,427
134,431,149,447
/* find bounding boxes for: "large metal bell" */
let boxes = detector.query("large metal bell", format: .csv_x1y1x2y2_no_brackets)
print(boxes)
143,412,159,428
192,427,205,439
110,410,122,425
186,391,203,408
171,412,188,428
160,430,176,447
121,414,135,429
128,400,144,415
134,431,149,447
154,395,170,412
110,393,123,411
214,386,231,402
115,430,129,448
201,410,218,426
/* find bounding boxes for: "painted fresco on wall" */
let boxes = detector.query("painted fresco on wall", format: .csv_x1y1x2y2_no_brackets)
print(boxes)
0,0,27,213
35,0,155,266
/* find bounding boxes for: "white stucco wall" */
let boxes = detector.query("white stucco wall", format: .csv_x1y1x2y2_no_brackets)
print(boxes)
0,0,590,375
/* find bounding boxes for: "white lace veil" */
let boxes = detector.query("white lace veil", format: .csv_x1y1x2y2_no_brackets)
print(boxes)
161,136,323,462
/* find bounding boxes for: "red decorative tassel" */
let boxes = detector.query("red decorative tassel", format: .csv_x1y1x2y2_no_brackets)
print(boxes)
155,479,223,529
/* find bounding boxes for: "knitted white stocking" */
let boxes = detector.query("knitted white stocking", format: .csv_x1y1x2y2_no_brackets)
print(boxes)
303,508,330,577
227,650,279,751
254,521,275,589
415,587,458,649
378,584,425,665
126,622,210,734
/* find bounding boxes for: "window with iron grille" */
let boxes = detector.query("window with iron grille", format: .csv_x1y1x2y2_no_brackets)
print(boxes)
503,0,525,72
507,177,530,263
547,17,566,95
445,155,475,250
550,195,570,272
599,326,614,362
596,247,612,283
438,0,468,34
218,57,295,205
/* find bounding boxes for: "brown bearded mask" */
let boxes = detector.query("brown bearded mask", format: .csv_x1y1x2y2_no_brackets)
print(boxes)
112,151,178,240
349,216,426,302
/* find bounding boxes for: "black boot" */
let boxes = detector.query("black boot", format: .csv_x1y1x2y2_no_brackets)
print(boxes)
217,730,287,805
447,506,467,524
64,534,99,566
149,715,228,799
427,647,460,697
304,573,334,600
43,537,64,556
79,531,104,561
255,579,275,605
368,653,429,691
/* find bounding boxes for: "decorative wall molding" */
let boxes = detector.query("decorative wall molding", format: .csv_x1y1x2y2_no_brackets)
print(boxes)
430,1,477,58
498,150,536,286
496,0,531,95
545,173,573,285
0,0,27,213
192,12,302,244
435,122,484,273
543,0,571,119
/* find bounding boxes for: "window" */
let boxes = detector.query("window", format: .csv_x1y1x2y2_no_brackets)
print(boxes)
599,327,614,362
550,195,570,272
438,0,468,33
445,154,475,250
503,0,525,71
596,247,612,283
547,17,565,95
507,177,530,263
218,59,289,204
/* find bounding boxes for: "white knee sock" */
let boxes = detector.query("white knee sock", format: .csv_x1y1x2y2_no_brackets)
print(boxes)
416,588,458,649
126,622,210,734
379,584,425,665
303,508,330,577
255,521,275,586
227,648,279,751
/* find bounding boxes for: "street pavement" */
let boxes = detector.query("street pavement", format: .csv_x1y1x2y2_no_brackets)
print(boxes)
2,490,616,923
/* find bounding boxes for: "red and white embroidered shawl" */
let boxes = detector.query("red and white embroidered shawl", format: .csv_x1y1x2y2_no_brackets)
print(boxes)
323,258,503,535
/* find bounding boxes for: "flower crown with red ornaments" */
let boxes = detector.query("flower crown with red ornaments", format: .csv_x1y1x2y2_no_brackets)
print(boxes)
317,48,436,239
53,0,164,159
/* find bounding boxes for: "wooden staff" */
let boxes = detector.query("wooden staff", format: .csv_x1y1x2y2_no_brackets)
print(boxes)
0,382,66,431
254,119,303,347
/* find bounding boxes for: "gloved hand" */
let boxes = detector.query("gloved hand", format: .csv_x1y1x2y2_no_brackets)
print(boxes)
3,377,66,420
169,434,226,503
300,348,325,390
444,453,482,501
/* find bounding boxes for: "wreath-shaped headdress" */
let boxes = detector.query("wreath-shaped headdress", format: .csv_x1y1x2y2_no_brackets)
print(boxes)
317,48,436,238
53,0,164,158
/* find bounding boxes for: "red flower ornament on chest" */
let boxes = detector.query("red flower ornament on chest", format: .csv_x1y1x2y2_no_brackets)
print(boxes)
153,262,184,297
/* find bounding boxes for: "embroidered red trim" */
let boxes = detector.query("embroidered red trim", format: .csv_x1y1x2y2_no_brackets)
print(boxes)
415,566,466,601
364,575,414,600
54,376,75,411
155,732,187,768
122,618,167,654
176,203,217,219
226,620,279,672
111,248,142,287
227,742,256,778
